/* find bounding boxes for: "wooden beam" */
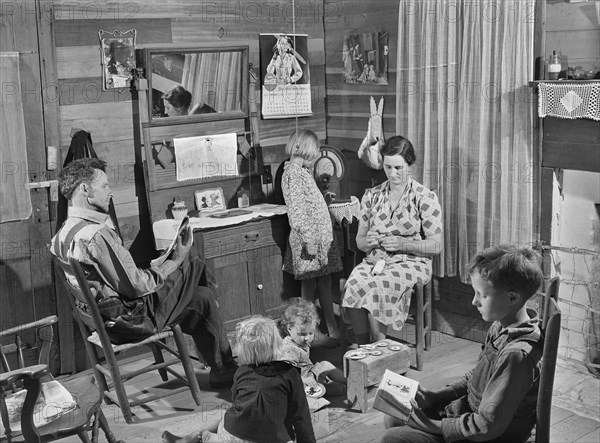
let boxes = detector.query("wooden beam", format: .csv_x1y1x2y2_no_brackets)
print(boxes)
542,141,600,173
540,167,554,276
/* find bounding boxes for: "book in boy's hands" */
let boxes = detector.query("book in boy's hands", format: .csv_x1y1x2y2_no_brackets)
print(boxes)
373,369,419,423
150,216,192,267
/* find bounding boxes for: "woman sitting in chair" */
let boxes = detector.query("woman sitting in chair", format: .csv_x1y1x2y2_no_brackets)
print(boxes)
342,135,443,345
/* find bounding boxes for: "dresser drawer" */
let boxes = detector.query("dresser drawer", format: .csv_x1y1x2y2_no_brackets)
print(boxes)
200,217,288,259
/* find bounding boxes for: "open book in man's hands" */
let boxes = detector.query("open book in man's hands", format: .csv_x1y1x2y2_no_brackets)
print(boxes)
150,216,192,267
373,369,419,423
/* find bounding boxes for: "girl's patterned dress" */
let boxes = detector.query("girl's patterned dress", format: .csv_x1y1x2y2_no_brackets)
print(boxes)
342,179,443,331
281,162,342,280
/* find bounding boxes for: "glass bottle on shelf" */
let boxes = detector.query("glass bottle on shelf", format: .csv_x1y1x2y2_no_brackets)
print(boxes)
548,51,561,80
237,188,250,208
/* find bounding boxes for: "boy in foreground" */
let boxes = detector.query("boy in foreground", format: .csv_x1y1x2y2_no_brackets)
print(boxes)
380,245,544,443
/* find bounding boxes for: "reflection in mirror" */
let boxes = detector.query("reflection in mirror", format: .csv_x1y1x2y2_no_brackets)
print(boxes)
146,46,248,123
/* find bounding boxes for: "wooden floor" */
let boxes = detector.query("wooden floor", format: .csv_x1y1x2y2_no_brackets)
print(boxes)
55,326,599,442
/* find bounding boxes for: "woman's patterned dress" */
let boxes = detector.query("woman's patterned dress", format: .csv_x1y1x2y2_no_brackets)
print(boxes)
281,162,342,280
342,179,442,330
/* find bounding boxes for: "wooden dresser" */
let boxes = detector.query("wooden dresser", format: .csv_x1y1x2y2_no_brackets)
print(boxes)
193,215,291,331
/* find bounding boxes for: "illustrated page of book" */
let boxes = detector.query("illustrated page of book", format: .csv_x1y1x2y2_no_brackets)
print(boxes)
150,216,190,267
375,370,419,419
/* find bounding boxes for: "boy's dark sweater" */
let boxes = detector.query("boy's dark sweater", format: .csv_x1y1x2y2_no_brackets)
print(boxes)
224,361,316,443
440,309,544,442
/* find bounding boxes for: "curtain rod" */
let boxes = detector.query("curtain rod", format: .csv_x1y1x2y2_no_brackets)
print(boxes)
542,244,600,257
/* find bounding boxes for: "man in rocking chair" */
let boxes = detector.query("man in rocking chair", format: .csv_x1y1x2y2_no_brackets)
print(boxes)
50,158,237,388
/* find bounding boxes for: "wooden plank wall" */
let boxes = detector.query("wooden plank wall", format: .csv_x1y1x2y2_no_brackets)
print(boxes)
322,1,491,342
0,2,61,372
52,0,326,249
542,117,600,172
546,1,600,73
323,0,399,153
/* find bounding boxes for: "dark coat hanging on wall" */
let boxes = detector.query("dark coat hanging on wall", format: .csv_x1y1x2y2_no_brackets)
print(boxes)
55,130,122,239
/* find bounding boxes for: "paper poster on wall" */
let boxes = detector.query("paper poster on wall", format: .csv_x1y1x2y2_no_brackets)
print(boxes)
343,32,389,85
260,33,312,119
173,133,238,182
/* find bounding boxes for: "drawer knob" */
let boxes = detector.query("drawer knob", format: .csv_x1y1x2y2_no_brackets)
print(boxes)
257,284,263,290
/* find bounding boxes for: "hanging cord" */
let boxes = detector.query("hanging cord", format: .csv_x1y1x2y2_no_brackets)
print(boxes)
292,0,298,136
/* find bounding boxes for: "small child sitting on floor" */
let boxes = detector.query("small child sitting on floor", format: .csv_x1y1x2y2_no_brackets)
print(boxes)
163,315,315,443
279,297,347,396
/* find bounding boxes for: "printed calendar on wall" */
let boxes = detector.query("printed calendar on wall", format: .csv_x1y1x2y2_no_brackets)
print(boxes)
259,33,312,119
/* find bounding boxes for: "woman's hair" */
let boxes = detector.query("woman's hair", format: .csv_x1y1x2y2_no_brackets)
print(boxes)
280,297,320,331
58,158,107,199
285,128,320,161
162,85,192,112
466,245,544,300
380,135,416,166
234,316,283,365
274,35,293,54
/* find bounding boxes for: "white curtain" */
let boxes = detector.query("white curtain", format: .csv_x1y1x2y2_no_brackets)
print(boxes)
396,0,536,280
182,52,243,112
0,52,32,223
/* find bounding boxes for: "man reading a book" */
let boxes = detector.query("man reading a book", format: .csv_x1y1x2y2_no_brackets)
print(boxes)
51,158,237,388
379,245,544,443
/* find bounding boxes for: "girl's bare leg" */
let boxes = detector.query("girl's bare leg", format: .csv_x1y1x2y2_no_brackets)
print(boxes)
367,312,387,342
316,274,341,339
346,308,370,345
301,277,317,302
302,277,338,347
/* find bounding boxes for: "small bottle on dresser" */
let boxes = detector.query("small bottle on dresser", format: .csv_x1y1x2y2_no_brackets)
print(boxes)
237,188,250,208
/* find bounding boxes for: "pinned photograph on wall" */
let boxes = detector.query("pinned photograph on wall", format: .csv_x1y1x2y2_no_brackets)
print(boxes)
343,32,389,85
260,33,312,119
99,29,137,90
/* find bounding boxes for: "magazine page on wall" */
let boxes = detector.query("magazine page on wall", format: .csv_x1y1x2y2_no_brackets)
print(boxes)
259,33,312,119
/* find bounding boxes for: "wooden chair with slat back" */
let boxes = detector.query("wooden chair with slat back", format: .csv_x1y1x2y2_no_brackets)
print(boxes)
530,277,561,443
407,280,433,371
337,279,432,371
0,316,122,443
401,189,439,371
52,255,202,424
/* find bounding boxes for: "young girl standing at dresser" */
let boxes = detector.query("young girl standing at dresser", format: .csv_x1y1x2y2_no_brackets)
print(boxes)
281,129,343,344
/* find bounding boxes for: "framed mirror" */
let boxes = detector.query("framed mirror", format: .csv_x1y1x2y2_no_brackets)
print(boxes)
142,45,249,125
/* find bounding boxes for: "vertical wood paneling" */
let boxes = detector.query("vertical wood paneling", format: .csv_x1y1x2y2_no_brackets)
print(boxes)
323,2,399,152
52,0,327,246
0,1,59,371
546,2,600,70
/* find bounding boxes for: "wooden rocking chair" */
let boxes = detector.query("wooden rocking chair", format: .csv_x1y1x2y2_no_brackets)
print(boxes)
0,316,122,443
53,256,202,424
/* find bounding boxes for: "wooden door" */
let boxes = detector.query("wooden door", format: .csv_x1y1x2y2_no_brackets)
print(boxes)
209,254,251,332
0,2,62,371
248,245,286,319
